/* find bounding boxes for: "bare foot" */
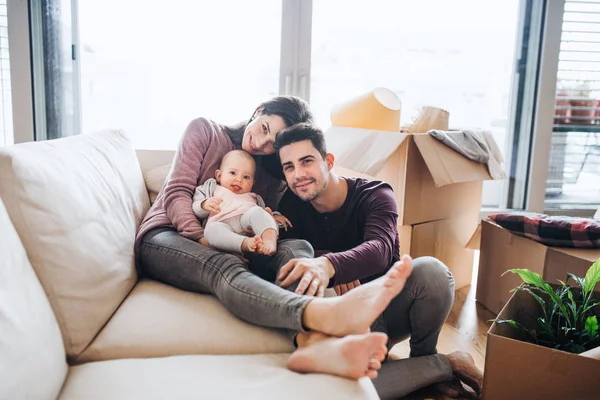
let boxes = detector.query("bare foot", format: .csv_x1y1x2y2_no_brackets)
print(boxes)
304,255,413,337
296,331,387,364
446,351,483,397
434,378,463,398
257,228,277,255
296,331,331,348
241,235,261,253
287,332,388,380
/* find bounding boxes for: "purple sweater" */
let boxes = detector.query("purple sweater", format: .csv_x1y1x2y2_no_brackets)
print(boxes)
278,178,400,286
135,118,285,251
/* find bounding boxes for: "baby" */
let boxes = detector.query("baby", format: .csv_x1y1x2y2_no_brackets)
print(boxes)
192,150,291,255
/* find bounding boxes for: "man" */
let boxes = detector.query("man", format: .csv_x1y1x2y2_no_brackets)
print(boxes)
273,123,483,399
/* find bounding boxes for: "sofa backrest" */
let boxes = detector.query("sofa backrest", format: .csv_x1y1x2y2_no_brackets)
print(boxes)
0,130,150,360
136,149,175,205
0,197,68,399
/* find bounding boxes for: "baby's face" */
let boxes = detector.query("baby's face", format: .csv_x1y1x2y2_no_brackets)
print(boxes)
217,154,256,194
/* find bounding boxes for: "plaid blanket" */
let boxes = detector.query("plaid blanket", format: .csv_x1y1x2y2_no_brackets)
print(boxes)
489,212,600,248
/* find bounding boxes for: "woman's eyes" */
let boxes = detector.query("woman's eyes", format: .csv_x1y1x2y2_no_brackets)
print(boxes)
262,125,267,134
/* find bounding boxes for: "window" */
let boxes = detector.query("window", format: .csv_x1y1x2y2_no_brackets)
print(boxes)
310,0,521,207
79,0,282,150
547,0,600,210
49,0,529,209
0,0,12,147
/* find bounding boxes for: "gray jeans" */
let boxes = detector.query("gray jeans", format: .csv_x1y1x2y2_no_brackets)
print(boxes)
370,256,456,399
139,228,455,398
138,227,313,332
267,255,456,399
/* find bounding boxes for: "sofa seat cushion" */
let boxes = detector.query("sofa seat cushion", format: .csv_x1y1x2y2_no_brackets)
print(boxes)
76,280,295,363
60,354,379,400
0,198,68,400
0,131,149,359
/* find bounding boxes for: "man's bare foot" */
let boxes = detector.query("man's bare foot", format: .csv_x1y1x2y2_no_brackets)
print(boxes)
296,331,330,348
287,332,388,380
434,378,463,398
446,351,483,397
241,235,261,253
257,228,277,255
303,255,413,337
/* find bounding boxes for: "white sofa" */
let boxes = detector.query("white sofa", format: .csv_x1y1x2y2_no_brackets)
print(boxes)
0,130,379,399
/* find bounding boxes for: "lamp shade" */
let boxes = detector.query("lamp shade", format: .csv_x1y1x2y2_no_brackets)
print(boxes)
330,87,402,132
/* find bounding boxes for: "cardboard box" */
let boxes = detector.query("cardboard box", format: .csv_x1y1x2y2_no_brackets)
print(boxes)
483,289,600,399
327,126,495,225
477,219,600,315
398,213,479,290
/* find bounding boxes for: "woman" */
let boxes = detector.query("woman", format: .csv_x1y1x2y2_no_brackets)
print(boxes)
135,95,410,380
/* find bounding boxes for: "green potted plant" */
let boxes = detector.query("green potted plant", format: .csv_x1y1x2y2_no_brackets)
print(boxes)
495,258,600,354
481,259,600,399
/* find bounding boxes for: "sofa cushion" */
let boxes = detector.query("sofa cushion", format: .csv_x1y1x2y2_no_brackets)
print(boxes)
76,280,294,363
0,198,68,399
60,354,379,400
0,131,150,359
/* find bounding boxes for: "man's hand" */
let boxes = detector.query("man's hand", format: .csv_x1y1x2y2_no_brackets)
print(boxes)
201,197,223,213
334,280,361,296
278,257,335,297
274,214,293,231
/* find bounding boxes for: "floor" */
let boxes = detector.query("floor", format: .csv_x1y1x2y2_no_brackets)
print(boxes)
388,252,495,399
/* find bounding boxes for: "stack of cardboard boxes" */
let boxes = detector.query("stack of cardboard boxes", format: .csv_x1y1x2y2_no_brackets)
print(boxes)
327,88,504,289
477,218,600,314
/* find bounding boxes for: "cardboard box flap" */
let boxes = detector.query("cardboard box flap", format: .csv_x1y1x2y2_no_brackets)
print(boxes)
412,133,493,187
553,247,600,263
325,126,408,176
466,222,482,250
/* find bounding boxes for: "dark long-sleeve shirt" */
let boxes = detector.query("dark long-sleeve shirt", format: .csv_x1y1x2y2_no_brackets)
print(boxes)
278,177,400,286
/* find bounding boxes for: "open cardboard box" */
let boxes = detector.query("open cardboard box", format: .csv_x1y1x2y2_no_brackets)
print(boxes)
483,289,600,399
477,219,600,315
398,212,480,290
326,126,499,226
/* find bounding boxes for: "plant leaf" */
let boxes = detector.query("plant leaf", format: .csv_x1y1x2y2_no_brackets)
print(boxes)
584,258,600,294
505,269,546,288
558,279,567,287
567,273,585,289
585,316,599,339
514,286,547,311
537,316,555,338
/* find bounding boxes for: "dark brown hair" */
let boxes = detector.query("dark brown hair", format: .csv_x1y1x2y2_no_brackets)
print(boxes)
222,96,314,179
274,122,327,159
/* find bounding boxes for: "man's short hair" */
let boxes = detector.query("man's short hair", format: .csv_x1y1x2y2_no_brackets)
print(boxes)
275,123,327,159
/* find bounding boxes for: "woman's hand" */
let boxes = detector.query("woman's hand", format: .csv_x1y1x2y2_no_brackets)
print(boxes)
201,197,223,213
274,214,293,231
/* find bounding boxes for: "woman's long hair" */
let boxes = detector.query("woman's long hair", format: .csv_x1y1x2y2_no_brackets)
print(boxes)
222,96,314,180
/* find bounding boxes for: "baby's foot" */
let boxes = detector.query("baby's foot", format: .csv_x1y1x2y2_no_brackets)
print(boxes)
258,239,276,256
258,229,277,256
241,235,261,253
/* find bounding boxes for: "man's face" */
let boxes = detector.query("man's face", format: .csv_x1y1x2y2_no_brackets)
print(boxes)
279,140,330,202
